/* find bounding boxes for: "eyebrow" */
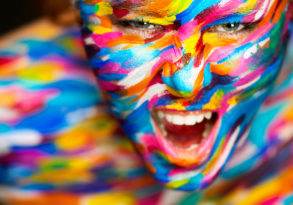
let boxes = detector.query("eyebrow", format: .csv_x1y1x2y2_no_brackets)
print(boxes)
110,0,167,17
110,0,147,8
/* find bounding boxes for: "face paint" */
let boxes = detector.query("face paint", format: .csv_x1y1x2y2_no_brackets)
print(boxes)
78,0,291,190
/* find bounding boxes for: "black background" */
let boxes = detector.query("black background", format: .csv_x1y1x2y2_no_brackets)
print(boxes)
0,0,72,35
0,1,44,35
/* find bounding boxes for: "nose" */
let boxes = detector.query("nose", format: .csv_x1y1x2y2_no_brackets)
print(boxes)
162,51,207,98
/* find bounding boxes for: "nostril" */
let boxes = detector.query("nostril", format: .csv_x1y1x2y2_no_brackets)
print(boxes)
173,53,192,70
162,53,192,77
179,53,191,68
161,53,205,98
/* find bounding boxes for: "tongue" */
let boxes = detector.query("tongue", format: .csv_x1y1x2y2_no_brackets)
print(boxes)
164,121,205,147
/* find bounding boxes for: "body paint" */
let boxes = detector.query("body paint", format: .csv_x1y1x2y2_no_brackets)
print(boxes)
78,0,291,190
0,20,291,205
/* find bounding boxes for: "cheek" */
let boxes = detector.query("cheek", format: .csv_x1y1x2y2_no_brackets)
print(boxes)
95,35,180,91
207,33,283,79
210,47,267,77
203,16,286,77
201,30,286,113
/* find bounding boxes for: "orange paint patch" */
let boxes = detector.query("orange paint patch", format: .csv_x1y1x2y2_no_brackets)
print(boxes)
150,33,178,50
210,63,234,76
107,35,144,47
162,62,179,77
6,193,80,205
99,16,112,28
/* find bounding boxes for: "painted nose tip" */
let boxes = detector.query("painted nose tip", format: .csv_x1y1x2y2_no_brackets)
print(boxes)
162,55,204,98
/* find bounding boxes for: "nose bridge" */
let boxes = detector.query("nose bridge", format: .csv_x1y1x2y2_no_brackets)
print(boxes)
162,25,206,98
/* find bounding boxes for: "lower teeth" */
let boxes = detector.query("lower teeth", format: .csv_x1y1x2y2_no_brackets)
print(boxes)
203,123,212,138
186,143,198,151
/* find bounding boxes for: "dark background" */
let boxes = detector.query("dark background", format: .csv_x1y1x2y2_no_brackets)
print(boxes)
0,0,72,35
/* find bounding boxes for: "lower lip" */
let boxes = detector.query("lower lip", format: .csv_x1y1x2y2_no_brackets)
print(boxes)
151,110,218,168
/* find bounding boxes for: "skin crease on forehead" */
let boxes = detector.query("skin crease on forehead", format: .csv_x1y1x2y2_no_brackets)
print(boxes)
78,0,291,190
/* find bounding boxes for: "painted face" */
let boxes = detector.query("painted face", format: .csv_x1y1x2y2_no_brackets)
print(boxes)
78,0,290,190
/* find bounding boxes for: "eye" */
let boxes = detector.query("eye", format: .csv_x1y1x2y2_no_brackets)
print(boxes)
119,20,159,29
216,23,244,32
116,19,165,40
208,22,255,34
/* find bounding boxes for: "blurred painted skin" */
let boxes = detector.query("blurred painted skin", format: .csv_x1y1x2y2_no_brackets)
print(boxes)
0,33,162,204
78,0,291,190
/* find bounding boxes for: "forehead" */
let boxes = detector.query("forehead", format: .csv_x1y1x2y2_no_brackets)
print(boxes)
105,0,274,22
110,0,174,7
108,0,263,11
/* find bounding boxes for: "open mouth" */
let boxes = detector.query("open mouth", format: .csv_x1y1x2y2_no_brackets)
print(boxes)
151,108,218,167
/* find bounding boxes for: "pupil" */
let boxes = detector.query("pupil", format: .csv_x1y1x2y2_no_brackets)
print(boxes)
226,23,239,29
139,22,146,26
132,21,148,28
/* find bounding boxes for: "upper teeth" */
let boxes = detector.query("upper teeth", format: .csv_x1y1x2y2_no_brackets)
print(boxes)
158,111,212,126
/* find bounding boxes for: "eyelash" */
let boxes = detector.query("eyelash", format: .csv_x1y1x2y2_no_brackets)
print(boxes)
117,19,256,39
118,19,161,30
116,19,165,39
208,22,256,33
